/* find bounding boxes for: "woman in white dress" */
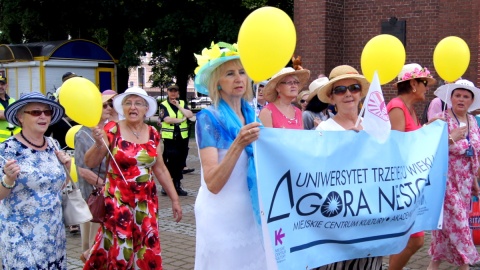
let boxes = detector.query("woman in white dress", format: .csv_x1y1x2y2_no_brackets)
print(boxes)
193,42,267,269
314,65,383,270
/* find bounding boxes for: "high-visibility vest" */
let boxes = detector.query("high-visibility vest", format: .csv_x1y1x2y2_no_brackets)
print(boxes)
0,98,21,142
161,100,189,139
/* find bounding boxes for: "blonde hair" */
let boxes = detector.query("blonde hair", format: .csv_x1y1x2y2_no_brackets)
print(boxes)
297,90,310,105
207,59,253,107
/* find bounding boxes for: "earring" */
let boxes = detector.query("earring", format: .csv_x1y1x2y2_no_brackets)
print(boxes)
217,85,222,90
413,88,417,93
334,104,338,112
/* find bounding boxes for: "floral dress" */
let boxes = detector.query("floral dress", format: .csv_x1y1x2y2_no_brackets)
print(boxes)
84,122,162,270
0,137,67,269
429,112,480,265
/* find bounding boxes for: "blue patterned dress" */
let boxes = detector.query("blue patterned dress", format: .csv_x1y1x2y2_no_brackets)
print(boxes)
0,137,67,269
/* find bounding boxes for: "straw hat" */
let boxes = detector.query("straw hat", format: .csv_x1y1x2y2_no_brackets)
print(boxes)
434,79,480,112
263,67,310,103
317,65,369,103
113,87,157,117
101,89,117,103
5,91,65,126
394,63,436,88
307,77,329,101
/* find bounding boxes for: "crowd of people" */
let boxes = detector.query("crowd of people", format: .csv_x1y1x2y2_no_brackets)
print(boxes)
0,43,479,270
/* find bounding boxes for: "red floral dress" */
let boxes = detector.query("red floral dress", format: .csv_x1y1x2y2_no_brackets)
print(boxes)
84,122,162,270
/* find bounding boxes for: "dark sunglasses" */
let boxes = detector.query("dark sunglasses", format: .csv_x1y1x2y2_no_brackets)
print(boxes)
300,99,307,104
416,79,428,87
103,101,113,109
24,109,53,117
332,84,361,95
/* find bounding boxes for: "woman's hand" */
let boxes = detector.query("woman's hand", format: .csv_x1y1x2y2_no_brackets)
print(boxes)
450,125,468,142
3,159,20,183
91,126,106,147
234,122,261,148
55,150,71,169
171,200,183,222
472,180,480,197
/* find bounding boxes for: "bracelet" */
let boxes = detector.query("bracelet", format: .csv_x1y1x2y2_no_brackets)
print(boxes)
449,135,456,144
1,175,15,189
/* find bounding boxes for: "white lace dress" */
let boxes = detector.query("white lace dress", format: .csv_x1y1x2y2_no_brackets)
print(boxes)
194,107,267,270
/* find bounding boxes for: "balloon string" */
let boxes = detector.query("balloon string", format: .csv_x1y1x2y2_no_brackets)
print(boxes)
253,83,259,123
101,138,127,183
443,84,450,112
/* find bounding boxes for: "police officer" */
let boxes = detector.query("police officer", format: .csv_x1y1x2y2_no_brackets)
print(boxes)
159,83,193,196
0,76,21,142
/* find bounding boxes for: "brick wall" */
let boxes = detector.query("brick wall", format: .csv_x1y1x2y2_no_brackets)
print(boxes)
295,0,479,114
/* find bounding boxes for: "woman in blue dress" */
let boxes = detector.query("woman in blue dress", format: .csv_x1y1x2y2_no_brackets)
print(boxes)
0,92,71,269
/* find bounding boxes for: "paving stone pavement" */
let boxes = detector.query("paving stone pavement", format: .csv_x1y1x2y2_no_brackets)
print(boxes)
58,138,480,269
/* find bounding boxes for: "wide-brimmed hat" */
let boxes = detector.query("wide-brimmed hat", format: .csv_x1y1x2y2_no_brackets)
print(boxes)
317,65,369,103
263,67,311,103
394,63,436,88
113,87,157,117
434,79,480,112
307,77,329,101
5,91,65,126
194,42,239,95
102,90,117,103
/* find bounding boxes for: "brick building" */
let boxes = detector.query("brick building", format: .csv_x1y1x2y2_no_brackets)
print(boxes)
294,0,479,112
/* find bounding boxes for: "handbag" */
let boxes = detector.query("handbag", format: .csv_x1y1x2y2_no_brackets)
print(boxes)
87,163,107,223
47,136,92,226
87,124,119,223
87,185,105,223
62,180,93,226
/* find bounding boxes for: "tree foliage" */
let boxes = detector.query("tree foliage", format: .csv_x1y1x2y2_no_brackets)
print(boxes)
0,0,292,95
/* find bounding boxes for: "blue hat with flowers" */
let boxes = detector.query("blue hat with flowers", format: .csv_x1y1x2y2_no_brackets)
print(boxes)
193,42,240,95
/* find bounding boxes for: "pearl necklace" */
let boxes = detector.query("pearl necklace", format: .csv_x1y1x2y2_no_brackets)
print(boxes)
20,131,46,148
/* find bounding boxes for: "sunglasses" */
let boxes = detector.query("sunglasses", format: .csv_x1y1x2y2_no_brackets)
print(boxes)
416,79,428,87
300,99,307,104
332,84,361,95
103,101,113,109
24,109,53,117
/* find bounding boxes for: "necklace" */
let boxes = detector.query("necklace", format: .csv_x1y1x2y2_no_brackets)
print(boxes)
127,124,143,139
20,131,46,148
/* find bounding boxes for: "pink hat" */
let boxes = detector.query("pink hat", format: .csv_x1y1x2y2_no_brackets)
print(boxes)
102,89,117,103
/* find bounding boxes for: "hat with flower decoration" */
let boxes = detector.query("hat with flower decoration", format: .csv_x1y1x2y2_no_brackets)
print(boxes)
194,42,239,95
394,63,436,88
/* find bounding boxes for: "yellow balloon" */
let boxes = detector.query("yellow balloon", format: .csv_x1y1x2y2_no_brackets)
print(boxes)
70,157,78,182
361,34,406,85
65,124,82,149
238,7,296,82
433,36,470,82
59,77,102,127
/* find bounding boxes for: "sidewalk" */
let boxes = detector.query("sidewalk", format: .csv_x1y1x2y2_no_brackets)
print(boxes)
63,138,480,270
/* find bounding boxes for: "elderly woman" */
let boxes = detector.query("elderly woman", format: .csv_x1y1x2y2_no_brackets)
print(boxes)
83,87,182,269
193,42,267,269
427,79,480,270
386,63,437,270
0,92,70,269
74,91,116,262
259,67,310,129
313,65,382,270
